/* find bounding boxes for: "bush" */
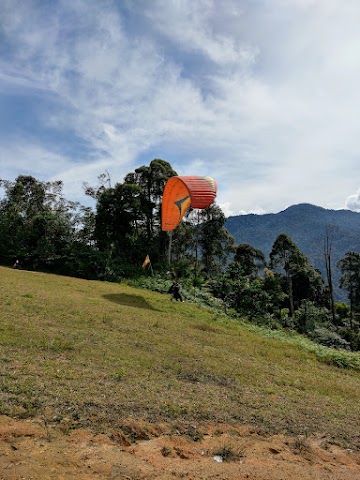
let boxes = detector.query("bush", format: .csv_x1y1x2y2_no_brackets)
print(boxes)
293,300,330,334
317,349,360,369
310,327,351,350
252,313,282,330
337,327,360,351
129,274,172,294
334,302,350,321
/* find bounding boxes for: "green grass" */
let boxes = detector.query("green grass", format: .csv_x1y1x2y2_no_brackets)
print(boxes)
0,266,359,448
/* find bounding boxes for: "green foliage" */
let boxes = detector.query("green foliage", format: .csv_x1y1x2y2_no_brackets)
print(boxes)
197,204,235,278
210,261,285,320
234,243,265,276
0,175,93,273
248,324,360,370
129,274,173,294
170,220,197,265
334,302,350,320
293,300,329,334
310,327,351,350
169,256,196,279
337,327,360,351
231,279,273,318
111,368,126,381
124,159,177,240
338,251,360,327
269,233,326,316
318,349,360,369
95,182,147,258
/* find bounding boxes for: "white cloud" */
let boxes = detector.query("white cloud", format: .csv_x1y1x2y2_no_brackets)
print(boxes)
346,190,360,212
137,0,256,67
0,143,70,178
1,0,360,214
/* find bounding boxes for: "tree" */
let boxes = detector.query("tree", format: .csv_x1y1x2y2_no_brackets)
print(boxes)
338,251,360,328
291,262,326,307
83,171,112,199
124,159,177,240
0,175,48,258
94,183,147,263
167,217,197,277
0,175,90,272
197,204,234,278
269,234,300,316
1,176,61,261
234,243,265,277
269,233,325,316
91,159,178,274
324,225,337,324
209,260,284,320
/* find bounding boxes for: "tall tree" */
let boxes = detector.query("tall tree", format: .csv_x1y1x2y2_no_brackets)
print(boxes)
269,234,298,316
124,159,177,240
197,204,234,278
324,224,336,324
338,251,360,328
83,171,112,200
234,243,265,277
94,183,147,263
0,175,80,269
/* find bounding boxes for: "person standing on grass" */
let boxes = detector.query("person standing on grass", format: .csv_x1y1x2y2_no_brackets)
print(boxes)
168,282,183,302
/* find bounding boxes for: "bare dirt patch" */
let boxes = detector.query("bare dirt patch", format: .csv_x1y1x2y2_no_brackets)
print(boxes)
0,415,359,480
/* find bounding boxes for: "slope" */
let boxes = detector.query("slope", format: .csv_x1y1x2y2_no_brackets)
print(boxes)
1,266,359,442
1,266,360,478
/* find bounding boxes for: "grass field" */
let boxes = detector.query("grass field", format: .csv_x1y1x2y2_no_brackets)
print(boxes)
0,266,359,448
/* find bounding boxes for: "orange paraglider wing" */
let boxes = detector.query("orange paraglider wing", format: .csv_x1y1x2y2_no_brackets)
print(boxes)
161,176,217,231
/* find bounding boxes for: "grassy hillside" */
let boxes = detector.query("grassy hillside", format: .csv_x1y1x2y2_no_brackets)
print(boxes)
0,266,359,448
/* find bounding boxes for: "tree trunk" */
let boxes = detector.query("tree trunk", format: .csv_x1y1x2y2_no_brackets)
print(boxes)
324,226,336,324
287,271,295,316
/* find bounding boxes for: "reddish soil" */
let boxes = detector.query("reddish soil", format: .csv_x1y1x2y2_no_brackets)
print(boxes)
0,415,359,480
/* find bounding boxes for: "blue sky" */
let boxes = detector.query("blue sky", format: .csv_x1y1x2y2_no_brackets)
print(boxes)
2,0,360,215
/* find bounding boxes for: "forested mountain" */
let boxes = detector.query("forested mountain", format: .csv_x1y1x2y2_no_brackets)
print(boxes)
225,203,360,300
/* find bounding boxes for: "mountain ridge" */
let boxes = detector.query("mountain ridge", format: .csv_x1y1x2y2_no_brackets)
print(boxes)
225,203,360,300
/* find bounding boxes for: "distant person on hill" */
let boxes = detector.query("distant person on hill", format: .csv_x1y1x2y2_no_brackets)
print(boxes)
168,282,183,302
12,259,21,269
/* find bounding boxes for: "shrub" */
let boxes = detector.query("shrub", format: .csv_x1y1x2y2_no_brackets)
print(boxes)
293,300,330,334
334,302,350,321
310,327,351,350
338,327,360,351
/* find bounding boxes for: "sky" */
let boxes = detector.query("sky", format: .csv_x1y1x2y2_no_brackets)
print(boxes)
2,0,360,216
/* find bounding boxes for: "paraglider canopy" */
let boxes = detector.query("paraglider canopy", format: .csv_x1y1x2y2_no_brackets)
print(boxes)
161,176,217,231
